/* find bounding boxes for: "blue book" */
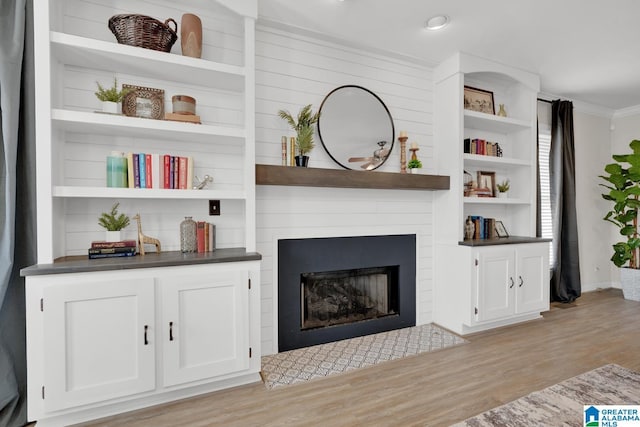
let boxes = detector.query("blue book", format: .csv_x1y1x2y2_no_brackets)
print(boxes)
139,153,146,188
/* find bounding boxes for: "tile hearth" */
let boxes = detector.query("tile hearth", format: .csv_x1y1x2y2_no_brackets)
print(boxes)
261,323,467,389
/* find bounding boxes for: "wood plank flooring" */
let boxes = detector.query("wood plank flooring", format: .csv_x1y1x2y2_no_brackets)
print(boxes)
79,288,640,427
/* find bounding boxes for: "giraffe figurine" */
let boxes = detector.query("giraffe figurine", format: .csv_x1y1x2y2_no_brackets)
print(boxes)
133,214,161,255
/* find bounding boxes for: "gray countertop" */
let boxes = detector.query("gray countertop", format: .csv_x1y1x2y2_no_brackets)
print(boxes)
459,236,552,247
21,248,262,276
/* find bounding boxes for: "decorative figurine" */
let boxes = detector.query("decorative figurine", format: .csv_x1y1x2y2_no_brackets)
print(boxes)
133,214,161,255
193,174,213,190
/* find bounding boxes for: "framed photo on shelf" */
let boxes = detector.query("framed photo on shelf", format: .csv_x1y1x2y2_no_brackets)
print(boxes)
495,221,509,238
122,84,165,120
476,171,496,197
464,86,495,115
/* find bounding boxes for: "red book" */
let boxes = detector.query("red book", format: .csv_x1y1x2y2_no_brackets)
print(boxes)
91,240,137,249
145,154,152,188
196,221,205,253
163,155,170,189
179,157,188,189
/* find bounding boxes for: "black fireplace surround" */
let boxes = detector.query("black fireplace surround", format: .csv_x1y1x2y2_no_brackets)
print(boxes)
278,234,416,352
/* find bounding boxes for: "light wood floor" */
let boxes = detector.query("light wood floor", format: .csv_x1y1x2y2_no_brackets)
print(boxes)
79,288,640,427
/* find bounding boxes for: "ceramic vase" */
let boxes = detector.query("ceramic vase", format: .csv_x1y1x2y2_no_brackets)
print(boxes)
105,230,121,242
180,216,197,253
295,155,309,167
102,101,118,114
181,13,202,58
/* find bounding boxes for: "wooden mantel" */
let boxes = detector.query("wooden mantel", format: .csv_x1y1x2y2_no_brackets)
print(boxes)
255,164,450,190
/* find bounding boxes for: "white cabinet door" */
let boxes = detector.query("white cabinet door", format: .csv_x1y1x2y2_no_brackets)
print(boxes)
42,278,155,411
160,269,250,387
476,247,515,322
515,244,550,314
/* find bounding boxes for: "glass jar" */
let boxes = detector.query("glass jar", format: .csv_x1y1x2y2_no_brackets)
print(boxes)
180,216,197,253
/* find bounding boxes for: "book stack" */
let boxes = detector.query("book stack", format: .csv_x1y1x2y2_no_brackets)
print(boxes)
464,138,502,157
88,240,137,259
469,216,497,240
196,222,216,253
123,153,194,190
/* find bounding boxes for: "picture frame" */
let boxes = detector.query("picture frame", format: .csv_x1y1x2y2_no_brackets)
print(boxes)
122,84,165,120
495,220,509,238
464,86,495,115
476,171,496,197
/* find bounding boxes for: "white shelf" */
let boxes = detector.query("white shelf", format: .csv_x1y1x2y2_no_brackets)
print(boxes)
52,109,245,143
50,32,245,92
463,154,530,168
464,197,530,205
53,186,245,200
464,110,531,133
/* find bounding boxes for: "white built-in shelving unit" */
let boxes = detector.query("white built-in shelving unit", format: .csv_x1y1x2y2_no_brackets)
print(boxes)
433,52,549,335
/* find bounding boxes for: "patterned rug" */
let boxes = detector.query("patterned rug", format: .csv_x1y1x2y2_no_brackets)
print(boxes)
453,364,640,426
261,323,467,389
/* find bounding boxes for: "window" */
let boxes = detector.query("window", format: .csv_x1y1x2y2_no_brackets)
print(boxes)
538,125,554,266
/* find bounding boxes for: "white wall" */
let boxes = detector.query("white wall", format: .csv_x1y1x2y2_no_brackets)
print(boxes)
573,111,614,291
254,25,436,355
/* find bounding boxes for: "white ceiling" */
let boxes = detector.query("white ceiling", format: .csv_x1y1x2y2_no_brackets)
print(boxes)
258,0,640,112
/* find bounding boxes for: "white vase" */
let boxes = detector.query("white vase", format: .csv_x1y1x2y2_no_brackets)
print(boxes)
620,267,640,301
497,192,508,198
102,101,119,114
105,230,121,242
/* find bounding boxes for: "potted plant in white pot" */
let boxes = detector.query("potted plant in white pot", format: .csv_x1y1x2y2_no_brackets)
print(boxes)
95,78,130,114
496,179,510,198
278,104,320,167
407,158,422,174
98,202,131,242
600,139,640,301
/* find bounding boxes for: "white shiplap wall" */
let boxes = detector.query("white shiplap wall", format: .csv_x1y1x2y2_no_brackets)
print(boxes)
255,25,436,355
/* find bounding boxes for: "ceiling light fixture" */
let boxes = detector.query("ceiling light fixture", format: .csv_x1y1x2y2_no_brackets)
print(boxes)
425,15,449,31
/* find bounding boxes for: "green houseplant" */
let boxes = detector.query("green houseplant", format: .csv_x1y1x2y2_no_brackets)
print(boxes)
98,202,130,242
600,139,640,300
407,158,422,173
496,179,510,198
278,104,320,167
95,78,131,113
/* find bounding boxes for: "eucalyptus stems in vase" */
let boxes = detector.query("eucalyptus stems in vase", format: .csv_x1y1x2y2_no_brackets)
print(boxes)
278,104,320,167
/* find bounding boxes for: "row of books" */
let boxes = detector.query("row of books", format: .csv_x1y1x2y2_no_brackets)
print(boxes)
88,239,137,259
121,153,194,190
196,222,216,253
467,216,497,240
464,138,503,157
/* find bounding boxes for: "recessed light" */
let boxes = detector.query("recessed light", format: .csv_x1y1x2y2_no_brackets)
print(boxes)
425,15,449,31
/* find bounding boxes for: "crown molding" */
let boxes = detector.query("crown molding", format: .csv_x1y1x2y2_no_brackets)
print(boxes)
612,104,640,119
538,92,615,118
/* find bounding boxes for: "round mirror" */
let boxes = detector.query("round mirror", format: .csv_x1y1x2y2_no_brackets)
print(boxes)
318,85,395,170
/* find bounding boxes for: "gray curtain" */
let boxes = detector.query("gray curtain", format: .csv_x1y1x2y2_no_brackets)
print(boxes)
0,0,33,425
550,100,581,302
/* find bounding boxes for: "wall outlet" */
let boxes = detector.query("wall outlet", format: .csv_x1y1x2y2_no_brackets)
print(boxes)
209,200,220,216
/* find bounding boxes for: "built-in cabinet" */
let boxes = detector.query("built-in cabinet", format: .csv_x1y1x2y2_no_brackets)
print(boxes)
24,260,260,426
433,53,550,335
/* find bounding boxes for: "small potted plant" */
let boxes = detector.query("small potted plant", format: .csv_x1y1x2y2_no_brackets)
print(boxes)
496,179,510,198
278,104,320,167
407,158,422,174
600,139,640,301
98,202,130,242
95,78,130,114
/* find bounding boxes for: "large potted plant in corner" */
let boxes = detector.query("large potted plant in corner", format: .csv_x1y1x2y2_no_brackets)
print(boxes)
278,104,320,167
600,139,640,301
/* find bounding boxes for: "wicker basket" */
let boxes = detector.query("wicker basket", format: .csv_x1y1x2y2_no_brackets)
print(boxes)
108,14,178,53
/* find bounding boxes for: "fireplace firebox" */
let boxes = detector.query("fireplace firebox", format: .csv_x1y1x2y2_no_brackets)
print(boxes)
278,235,416,352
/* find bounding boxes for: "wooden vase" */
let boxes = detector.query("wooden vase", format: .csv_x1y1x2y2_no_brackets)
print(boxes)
181,13,202,58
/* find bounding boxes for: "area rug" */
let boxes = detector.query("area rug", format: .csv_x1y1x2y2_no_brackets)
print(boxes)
261,323,467,389
453,364,640,426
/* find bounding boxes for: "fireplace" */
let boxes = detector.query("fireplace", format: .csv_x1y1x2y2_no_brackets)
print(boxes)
278,235,416,352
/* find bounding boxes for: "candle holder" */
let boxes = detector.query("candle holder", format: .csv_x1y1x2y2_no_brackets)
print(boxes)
398,136,408,173
409,146,419,161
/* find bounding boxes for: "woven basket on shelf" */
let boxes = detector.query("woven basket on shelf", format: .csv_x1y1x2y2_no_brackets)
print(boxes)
108,14,178,53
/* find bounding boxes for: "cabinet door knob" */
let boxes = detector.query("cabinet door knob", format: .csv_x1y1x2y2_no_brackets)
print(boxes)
169,321,174,341
518,276,524,287
509,277,514,288
144,325,149,345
